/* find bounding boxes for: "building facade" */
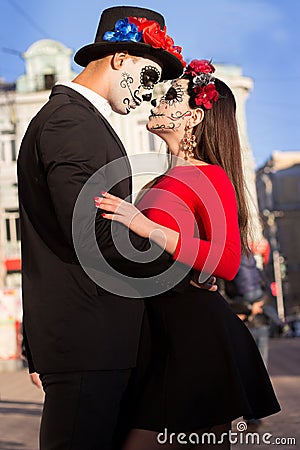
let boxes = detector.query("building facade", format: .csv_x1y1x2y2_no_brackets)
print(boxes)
0,40,77,289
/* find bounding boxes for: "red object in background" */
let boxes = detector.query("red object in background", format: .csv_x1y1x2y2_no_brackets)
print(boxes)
4,259,21,271
250,239,271,266
271,282,278,297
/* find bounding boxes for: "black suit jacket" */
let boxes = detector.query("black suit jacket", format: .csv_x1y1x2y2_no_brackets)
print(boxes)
17,85,173,373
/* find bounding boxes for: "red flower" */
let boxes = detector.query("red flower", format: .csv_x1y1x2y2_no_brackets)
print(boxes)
162,33,174,50
128,17,157,31
186,59,215,77
163,35,187,67
142,22,167,48
168,45,186,67
128,16,186,66
194,84,219,109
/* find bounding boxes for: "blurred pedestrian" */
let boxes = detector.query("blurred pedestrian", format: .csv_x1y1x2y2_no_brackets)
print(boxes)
225,252,283,367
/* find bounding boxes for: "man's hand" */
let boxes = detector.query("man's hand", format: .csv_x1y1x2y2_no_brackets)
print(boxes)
29,372,42,389
237,314,248,322
190,272,218,291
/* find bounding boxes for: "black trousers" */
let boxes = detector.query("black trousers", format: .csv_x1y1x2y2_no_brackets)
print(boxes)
39,369,132,450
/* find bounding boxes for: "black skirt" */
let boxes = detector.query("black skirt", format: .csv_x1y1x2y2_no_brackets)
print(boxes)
121,285,280,433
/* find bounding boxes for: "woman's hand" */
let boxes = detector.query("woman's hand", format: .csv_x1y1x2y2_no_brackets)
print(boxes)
95,192,179,254
94,192,153,238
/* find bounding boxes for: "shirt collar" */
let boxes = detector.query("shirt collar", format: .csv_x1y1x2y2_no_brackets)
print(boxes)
57,81,112,119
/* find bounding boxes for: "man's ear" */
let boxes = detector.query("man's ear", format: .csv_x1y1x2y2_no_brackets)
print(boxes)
190,108,204,127
111,52,129,70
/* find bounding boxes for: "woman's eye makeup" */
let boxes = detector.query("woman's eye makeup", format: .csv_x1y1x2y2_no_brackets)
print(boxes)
164,87,178,100
161,83,184,106
140,66,161,89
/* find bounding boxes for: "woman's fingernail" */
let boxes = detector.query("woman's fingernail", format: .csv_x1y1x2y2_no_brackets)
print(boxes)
101,191,107,196
94,196,101,201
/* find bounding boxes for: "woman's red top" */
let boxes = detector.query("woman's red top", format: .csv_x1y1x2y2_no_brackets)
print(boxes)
137,164,241,280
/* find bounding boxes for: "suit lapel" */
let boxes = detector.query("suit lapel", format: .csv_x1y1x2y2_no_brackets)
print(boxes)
50,85,133,193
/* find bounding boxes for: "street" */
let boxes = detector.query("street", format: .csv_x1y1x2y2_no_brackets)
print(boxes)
0,337,299,449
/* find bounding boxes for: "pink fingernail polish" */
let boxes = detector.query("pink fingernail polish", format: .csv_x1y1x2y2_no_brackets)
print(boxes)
101,191,107,196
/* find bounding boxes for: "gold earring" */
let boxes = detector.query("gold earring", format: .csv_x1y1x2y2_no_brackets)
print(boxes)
183,125,197,160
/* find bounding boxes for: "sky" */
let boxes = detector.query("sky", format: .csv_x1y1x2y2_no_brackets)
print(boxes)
0,0,299,168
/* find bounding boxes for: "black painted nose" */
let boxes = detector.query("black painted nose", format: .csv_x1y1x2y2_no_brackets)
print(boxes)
151,99,157,107
142,93,152,102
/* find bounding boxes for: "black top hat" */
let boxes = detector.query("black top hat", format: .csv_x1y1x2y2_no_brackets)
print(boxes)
74,6,185,80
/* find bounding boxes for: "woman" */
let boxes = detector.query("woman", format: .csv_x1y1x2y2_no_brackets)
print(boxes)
95,60,280,449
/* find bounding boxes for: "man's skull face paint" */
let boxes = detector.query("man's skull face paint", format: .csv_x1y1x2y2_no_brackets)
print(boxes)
110,58,161,115
140,66,161,90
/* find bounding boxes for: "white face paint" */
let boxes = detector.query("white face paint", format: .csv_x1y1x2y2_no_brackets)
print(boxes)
110,57,161,115
147,78,192,138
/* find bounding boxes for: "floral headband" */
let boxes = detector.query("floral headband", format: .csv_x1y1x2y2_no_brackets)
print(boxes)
103,17,186,67
184,59,219,110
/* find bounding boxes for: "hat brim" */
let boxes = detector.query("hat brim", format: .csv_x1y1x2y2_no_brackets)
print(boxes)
74,41,184,80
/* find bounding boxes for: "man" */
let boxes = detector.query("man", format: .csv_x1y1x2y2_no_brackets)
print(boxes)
18,6,188,450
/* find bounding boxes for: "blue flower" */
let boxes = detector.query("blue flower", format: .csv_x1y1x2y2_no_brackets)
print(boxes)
103,18,142,43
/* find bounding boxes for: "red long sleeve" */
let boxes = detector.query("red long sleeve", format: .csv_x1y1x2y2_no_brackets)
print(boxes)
138,165,241,280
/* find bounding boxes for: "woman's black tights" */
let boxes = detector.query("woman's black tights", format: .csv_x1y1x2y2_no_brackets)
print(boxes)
121,422,231,450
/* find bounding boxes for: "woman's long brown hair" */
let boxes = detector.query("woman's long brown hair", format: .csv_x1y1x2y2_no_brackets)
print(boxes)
187,77,250,255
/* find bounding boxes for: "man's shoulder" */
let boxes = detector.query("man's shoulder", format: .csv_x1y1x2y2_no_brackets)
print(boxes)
34,85,106,129
47,85,96,113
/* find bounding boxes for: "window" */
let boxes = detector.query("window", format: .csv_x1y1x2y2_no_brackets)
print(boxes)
4,209,20,243
0,135,16,162
0,141,5,161
148,133,156,152
44,74,55,90
11,140,16,161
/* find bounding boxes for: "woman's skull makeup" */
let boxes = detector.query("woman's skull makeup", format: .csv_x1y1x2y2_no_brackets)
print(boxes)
147,78,192,131
110,58,161,115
